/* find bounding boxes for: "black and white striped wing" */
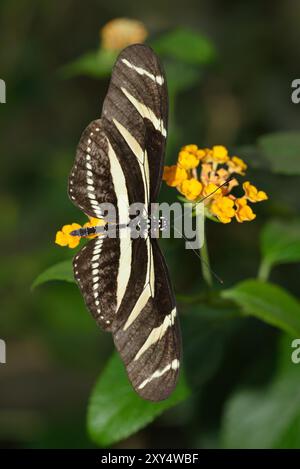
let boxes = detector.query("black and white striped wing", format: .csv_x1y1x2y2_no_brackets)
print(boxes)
112,237,181,401
73,232,180,401
68,120,115,220
72,235,120,331
68,44,168,217
101,44,168,205
68,44,180,401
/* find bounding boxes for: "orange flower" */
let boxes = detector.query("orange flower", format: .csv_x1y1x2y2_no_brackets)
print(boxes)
55,217,105,248
243,181,268,202
181,144,198,154
202,183,220,199
163,165,188,187
210,196,235,224
163,143,268,224
55,223,82,248
235,197,256,222
180,178,202,201
211,145,229,163
178,150,199,170
228,156,247,175
101,18,148,51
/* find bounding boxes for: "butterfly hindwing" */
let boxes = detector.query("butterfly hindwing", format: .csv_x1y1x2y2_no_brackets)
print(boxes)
73,235,120,331
112,237,181,401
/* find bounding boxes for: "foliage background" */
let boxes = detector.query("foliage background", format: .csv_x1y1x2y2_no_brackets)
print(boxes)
1,0,300,449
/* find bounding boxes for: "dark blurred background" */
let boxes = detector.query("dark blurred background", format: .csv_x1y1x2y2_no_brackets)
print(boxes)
1,0,300,449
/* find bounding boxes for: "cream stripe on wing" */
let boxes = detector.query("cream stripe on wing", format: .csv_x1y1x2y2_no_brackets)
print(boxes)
134,308,176,361
138,359,180,390
112,118,150,207
121,87,167,137
106,137,129,225
123,283,152,331
112,119,144,164
121,58,164,85
116,230,132,312
149,237,155,296
123,237,154,331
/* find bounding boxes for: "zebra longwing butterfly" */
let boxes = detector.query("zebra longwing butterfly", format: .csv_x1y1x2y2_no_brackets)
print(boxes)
68,44,181,401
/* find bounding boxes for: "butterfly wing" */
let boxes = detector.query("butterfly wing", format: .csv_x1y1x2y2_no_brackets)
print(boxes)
101,43,168,204
112,236,181,401
69,44,180,401
73,235,120,331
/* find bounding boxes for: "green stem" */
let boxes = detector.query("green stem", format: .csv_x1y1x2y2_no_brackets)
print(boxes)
200,218,213,288
257,260,270,282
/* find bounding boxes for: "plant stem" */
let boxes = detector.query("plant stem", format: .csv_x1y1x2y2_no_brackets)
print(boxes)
200,218,213,288
257,260,270,282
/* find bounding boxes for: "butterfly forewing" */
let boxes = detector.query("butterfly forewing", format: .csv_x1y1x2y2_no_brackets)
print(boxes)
68,120,117,220
102,44,168,204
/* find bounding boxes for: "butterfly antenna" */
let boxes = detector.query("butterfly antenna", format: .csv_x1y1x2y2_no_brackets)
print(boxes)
171,224,224,285
171,175,234,226
193,175,235,208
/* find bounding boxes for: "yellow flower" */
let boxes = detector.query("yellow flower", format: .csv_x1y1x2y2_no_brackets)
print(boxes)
55,223,82,248
55,217,105,248
202,183,220,199
226,177,239,193
235,197,256,222
216,167,230,181
211,145,229,163
178,150,199,170
101,18,148,51
228,156,247,175
181,144,198,154
196,149,207,160
163,142,268,225
210,196,235,224
163,165,188,187
243,181,268,202
180,178,203,201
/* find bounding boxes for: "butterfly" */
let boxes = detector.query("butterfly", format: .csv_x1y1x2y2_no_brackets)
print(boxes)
68,44,181,401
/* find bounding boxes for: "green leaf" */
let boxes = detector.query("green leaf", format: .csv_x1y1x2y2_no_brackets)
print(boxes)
87,352,190,447
221,334,300,448
152,28,216,65
181,303,241,390
221,279,300,337
60,49,118,79
32,259,74,290
164,61,201,97
257,131,300,175
221,370,300,449
259,219,300,280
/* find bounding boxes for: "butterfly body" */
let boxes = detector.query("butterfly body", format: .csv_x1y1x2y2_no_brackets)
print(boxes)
68,44,181,401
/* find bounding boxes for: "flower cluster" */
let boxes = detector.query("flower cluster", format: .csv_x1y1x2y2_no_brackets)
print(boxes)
163,145,268,223
55,217,104,249
101,18,148,51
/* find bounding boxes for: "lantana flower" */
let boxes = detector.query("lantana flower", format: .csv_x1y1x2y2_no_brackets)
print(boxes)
55,217,104,249
101,18,148,51
163,144,268,223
